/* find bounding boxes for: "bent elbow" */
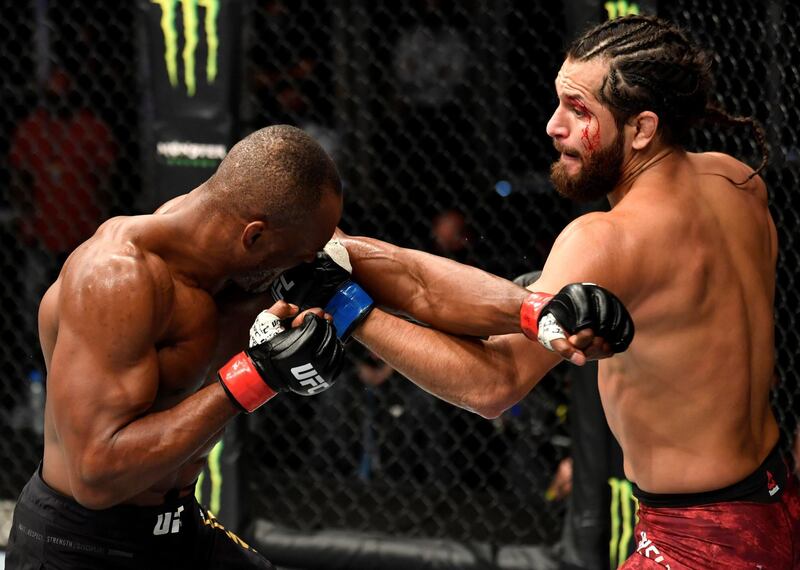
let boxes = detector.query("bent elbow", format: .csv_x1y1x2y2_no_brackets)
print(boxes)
474,405,505,420
70,454,122,510
469,383,520,420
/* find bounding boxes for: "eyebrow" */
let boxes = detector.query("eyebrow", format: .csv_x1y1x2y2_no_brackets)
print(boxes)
564,93,586,104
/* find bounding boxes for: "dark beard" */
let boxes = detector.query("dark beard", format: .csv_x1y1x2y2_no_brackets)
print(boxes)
550,130,625,203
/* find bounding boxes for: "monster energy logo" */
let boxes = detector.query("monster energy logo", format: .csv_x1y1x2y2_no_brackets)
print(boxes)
196,440,224,514
609,477,638,568
605,0,640,19
152,0,220,96
156,140,226,167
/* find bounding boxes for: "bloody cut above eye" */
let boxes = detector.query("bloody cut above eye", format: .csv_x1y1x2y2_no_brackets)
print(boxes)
566,96,590,117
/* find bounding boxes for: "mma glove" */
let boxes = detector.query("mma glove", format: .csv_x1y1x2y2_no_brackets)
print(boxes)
270,239,374,340
519,283,634,353
218,311,345,413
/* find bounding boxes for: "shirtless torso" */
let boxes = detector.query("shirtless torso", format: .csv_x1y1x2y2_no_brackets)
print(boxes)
341,150,778,495
38,208,252,506
37,186,340,508
554,150,778,493
7,123,344,570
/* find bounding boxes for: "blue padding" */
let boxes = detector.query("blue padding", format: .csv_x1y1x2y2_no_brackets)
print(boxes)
325,281,374,339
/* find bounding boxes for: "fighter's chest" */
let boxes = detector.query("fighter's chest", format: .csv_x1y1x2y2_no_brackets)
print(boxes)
154,289,219,399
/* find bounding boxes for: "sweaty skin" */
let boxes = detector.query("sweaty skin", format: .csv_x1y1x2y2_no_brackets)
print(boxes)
340,57,779,494
38,189,341,509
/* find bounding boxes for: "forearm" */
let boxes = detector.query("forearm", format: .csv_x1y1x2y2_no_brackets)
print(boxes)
339,233,529,337
353,308,559,418
75,383,238,508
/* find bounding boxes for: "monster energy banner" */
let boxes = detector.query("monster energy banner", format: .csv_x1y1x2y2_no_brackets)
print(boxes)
194,422,245,534
138,0,243,207
137,0,244,532
563,0,658,38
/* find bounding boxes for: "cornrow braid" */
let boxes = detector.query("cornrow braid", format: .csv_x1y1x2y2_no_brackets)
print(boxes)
567,15,768,179
703,104,769,182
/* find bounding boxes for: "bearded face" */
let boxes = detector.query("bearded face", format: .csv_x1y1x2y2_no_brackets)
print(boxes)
550,125,625,203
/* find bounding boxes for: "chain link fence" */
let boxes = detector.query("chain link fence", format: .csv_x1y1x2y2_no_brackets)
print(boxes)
0,0,797,558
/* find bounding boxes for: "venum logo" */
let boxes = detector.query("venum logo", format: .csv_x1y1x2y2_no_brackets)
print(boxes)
153,505,184,536
636,531,671,569
291,363,330,395
151,0,220,97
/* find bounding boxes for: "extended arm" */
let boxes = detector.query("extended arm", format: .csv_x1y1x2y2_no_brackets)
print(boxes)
348,214,632,415
336,231,529,337
337,214,632,339
354,308,561,418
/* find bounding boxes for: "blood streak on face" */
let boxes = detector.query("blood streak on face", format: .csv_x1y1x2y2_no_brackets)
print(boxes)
568,97,601,153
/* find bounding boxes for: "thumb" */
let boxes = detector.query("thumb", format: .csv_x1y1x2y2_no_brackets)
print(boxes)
291,307,326,328
265,300,300,320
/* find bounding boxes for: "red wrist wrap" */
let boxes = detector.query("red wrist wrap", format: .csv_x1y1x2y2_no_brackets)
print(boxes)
218,352,278,413
519,292,554,340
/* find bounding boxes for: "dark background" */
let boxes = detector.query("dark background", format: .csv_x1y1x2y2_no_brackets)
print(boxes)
0,0,797,553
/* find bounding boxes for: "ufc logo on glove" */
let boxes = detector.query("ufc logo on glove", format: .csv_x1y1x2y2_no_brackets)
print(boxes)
290,363,330,395
270,274,295,300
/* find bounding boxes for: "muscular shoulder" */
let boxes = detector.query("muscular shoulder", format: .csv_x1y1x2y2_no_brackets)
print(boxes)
540,212,631,296
59,241,174,338
553,211,620,250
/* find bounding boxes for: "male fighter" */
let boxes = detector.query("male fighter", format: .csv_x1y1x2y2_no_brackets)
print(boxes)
276,16,799,568
6,126,347,569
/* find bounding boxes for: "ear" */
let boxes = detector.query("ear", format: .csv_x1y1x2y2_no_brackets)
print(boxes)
630,111,659,150
242,220,267,249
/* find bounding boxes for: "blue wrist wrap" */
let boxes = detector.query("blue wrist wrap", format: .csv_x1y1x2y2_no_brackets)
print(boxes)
324,281,374,340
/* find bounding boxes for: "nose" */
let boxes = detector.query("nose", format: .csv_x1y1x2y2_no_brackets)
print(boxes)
546,109,568,140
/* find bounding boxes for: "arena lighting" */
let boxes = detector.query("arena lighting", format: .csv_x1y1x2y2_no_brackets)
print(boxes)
495,180,512,197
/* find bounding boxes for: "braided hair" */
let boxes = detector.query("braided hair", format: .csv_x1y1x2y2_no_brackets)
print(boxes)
567,15,768,181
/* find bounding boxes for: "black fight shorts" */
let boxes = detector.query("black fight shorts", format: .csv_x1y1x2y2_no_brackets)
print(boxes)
5,467,275,570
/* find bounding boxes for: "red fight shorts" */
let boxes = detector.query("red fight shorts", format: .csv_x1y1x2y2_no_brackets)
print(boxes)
621,443,800,569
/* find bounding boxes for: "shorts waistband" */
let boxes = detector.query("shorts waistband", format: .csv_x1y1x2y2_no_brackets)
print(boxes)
18,465,200,538
633,442,789,508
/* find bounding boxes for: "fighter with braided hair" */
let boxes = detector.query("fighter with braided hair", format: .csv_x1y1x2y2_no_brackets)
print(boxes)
271,16,797,568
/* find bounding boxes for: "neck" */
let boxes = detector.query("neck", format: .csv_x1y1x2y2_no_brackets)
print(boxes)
607,145,677,207
148,190,240,293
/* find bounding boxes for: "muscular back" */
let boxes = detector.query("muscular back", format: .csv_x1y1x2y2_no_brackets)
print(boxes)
596,151,778,492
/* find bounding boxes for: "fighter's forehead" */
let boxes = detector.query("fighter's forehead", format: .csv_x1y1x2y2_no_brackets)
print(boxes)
554,57,608,104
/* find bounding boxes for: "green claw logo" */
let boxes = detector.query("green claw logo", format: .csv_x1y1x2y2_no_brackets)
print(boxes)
152,0,219,96
609,477,638,568
605,0,640,20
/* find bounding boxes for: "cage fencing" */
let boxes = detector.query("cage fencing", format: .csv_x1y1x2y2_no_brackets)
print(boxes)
0,0,797,565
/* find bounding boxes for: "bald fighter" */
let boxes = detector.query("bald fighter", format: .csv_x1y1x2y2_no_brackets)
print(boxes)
6,126,347,569
275,16,799,569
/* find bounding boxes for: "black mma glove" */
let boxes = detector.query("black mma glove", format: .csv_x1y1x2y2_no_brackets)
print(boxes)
270,239,374,340
270,251,351,310
520,283,634,353
218,312,345,413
